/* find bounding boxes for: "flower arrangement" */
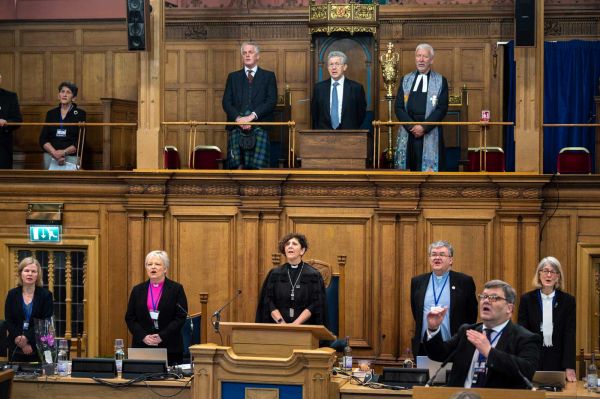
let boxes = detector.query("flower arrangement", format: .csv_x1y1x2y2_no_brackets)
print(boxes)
34,317,57,365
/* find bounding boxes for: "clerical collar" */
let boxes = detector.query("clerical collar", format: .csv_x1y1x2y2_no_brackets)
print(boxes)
413,72,429,93
432,270,450,281
289,262,301,268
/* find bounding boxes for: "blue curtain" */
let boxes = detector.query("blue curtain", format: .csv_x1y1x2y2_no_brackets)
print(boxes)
544,40,600,173
504,40,600,173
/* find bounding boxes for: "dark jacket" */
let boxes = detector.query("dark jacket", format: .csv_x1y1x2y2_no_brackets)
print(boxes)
4,286,54,361
39,103,86,150
125,278,188,363
424,321,541,389
311,77,366,130
518,289,576,370
222,67,277,129
0,88,23,169
410,270,478,356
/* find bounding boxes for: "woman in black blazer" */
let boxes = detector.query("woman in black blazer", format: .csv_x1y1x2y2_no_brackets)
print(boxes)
4,257,54,362
518,256,576,382
125,250,188,365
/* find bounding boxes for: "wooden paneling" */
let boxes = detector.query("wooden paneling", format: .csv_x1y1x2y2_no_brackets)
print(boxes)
20,52,45,101
82,52,106,102
0,171,598,360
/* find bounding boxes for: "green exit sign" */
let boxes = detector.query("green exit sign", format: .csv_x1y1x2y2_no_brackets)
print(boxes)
29,225,62,242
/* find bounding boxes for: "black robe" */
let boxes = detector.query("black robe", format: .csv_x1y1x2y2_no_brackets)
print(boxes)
255,262,328,326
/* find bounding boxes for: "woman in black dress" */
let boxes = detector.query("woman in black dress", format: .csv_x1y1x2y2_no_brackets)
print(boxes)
518,256,576,382
256,233,327,325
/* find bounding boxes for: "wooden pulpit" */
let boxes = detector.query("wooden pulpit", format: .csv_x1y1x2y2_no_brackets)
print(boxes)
190,322,336,399
412,386,546,399
298,129,369,169
218,321,335,357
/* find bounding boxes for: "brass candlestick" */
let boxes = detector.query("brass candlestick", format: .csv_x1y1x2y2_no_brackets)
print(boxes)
379,42,400,166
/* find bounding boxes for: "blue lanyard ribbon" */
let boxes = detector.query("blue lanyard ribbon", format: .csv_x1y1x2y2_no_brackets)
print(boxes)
431,272,449,306
477,326,505,362
59,104,72,129
149,285,163,312
22,298,33,323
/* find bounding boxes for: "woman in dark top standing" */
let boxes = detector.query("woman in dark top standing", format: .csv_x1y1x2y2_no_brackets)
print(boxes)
39,81,86,169
518,256,576,382
4,257,54,362
125,250,188,365
256,233,327,325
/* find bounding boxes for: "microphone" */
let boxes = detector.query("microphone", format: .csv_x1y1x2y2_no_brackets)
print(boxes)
507,353,535,390
212,289,242,333
425,346,459,387
177,303,193,334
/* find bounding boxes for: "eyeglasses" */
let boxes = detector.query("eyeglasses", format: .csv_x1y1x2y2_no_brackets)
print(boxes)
478,294,508,303
429,253,450,258
328,62,343,67
539,269,558,275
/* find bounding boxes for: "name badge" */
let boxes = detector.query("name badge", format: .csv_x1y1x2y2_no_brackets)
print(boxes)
471,362,486,385
56,128,67,137
150,310,159,320
23,321,29,331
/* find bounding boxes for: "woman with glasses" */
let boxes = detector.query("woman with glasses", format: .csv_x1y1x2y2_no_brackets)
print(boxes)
518,256,576,382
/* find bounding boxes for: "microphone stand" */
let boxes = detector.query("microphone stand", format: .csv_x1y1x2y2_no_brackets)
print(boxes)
212,289,242,333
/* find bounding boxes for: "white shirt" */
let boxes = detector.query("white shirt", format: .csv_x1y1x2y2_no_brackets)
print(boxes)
245,67,257,77
541,290,555,347
330,76,345,121
464,319,510,388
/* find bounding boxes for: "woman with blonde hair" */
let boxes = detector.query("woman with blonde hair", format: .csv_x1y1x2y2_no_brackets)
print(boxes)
518,256,576,382
4,257,53,362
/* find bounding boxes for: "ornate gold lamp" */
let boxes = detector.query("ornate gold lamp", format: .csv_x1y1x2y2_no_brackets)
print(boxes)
379,42,399,166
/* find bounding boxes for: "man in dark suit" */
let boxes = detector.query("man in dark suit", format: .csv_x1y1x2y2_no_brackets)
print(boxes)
222,41,277,169
311,51,366,131
0,73,23,169
410,240,478,357
424,280,541,389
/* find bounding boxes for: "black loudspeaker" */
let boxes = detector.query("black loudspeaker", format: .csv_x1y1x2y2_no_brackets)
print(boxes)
126,0,150,51
71,358,117,378
515,0,536,47
122,359,167,379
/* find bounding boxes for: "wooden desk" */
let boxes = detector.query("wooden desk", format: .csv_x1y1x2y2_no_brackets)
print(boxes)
339,380,594,399
13,375,191,399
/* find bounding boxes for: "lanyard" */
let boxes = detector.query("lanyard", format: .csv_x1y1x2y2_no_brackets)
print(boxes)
477,326,505,362
59,104,72,130
536,289,557,314
149,284,163,311
431,272,449,306
22,297,33,322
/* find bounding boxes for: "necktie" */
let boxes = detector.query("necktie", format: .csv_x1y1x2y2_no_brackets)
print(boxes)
331,82,340,129
472,328,494,387
247,70,253,84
